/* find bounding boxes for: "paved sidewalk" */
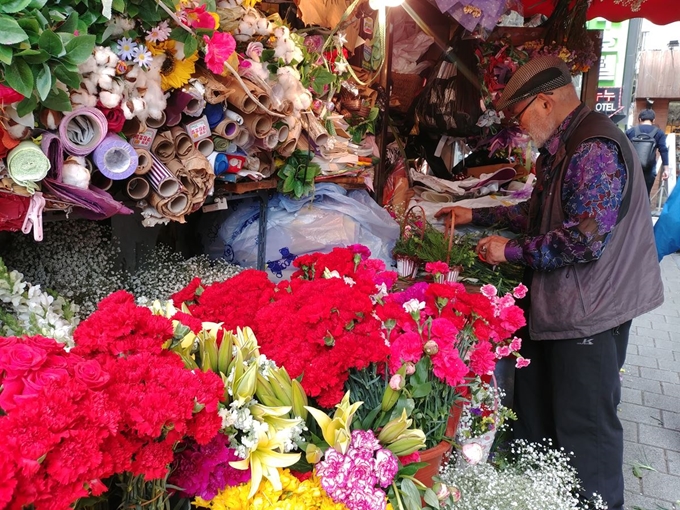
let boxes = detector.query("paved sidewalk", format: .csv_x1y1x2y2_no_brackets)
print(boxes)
622,253,680,510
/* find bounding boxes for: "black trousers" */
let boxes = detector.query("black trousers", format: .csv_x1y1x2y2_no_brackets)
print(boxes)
644,169,657,196
513,321,632,510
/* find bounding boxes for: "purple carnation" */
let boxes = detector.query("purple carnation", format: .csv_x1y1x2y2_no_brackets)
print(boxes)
374,448,398,488
351,430,381,452
169,434,250,499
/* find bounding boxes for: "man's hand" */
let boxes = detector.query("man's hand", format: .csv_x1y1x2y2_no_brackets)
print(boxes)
476,236,509,265
662,165,670,180
434,206,473,232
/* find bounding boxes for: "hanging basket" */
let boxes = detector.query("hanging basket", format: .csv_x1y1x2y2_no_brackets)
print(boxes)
396,256,419,278
393,205,428,276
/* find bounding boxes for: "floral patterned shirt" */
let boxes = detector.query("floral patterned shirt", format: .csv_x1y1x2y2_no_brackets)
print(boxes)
472,108,627,272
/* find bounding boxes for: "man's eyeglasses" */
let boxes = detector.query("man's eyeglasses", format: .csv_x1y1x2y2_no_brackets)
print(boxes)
506,92,553,127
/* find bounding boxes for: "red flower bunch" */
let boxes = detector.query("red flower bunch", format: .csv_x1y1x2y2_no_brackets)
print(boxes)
0,292,225,509
182,269,276,333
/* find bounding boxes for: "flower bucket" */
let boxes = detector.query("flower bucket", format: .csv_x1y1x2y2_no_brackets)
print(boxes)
413,439,452,488
445,266,463,284
396,257,418,278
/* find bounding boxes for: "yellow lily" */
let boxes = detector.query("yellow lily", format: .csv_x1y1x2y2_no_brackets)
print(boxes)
229,428,301,498
234,326,260,359
305,391,362,454
233,362,258,405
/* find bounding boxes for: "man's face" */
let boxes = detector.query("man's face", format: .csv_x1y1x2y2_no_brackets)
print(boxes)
507,93,559,148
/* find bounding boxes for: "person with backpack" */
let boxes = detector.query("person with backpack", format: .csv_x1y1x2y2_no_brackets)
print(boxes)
625,109,670,196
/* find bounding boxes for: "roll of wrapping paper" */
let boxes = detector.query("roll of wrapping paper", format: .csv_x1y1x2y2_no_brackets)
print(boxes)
92,134,139,181
212,136,231,153
134,148,153,175
204,103,225,129
241,112,272,139
59,107,109,156
149,154,181,197
146,112,166,129
278,117,302,157
90,170,113,191
196,138,214,156
275,122,289,143
213,118,239,140
170,126,195,159
223,76,257,113
7,141,51,193
126,176,151,200
182,84,206,117
249,82,271,114
302,112,329,147
180,151,214,209
278,100,294,116
151,131,176,162
234,129,251,148
149,191,191,223
254,130,279,150
225,109,244,125
208,152,229,176
195,67,230,104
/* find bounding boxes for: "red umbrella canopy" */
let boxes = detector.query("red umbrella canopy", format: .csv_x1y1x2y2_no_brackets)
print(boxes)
523,0,680,26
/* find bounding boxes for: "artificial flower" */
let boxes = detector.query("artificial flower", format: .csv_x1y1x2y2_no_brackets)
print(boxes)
145,20,171,43
203,32,237,76
0,84,23,104
153,40,199,91
184,5,219,30
132,45,153,69
116,37,136,61
246,42,264,62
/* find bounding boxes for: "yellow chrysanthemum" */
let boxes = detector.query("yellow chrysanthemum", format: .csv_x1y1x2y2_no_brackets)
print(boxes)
241,0,262,8
194,469,350,510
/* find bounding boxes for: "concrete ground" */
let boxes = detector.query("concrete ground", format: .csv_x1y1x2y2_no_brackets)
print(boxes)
621,253,680,510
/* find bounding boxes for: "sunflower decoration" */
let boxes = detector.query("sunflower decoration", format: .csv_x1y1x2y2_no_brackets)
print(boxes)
148,40,199,91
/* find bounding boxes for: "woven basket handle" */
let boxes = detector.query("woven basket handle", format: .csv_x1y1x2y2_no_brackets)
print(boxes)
401,204,427,241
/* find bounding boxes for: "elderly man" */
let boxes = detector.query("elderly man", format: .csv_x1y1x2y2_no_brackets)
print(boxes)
436,56,663,509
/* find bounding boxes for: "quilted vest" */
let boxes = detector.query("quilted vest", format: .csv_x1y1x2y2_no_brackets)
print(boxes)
527,105,664,340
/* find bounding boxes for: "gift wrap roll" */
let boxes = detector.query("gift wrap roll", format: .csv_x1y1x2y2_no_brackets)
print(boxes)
7,141,51,193
275,122,289,143
151,131,176,162
149,154,181,197
224,77,257,113
146,112,166,129
92,134,139,181
196,138,214,156
254,130,279,150
149,191,191,223
278,117,302,158
213,118,239,140
235,129,252,149
126,176,151,200
303,112,329,148
134,148,153,175
90,170,113,191
242,112,272,138
60,107,109,156
171,126,195,159
212,136,231,153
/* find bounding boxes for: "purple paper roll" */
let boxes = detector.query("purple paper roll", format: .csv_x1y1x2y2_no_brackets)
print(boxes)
59,107,109,156
92,134,139,181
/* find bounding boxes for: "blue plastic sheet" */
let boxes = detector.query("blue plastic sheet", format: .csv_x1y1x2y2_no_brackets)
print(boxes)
654,184,680,261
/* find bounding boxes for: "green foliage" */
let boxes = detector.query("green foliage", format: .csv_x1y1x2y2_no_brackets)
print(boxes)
347,107,379,144
276,150,321,199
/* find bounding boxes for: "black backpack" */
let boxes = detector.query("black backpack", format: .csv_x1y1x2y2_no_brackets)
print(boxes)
630,126,659,172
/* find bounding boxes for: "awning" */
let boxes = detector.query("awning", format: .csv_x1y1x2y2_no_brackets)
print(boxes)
522,0,680,26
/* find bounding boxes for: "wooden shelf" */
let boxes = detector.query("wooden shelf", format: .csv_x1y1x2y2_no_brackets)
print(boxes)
215,175,367,195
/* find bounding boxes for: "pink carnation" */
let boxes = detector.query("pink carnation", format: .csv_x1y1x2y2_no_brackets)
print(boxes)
389,332,424,373
513,283,528,299
509,336,522,351
516,357,531,368
431,340,468,386
495,345,511,359
480,284,498,299
425,261,449,275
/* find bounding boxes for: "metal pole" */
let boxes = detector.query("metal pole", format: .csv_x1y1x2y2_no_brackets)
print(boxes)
375,7,394,206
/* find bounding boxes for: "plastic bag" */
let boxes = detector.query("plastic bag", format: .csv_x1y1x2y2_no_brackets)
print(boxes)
392,32,434,74
202,184,400,281
654,184,680,261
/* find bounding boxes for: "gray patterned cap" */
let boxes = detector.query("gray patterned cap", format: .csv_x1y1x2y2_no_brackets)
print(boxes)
495,56,572,111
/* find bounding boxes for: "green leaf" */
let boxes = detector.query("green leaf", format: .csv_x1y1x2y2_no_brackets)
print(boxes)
28,0,48,9
53,64,81,89
400,478,422,510
17,49,49,64
389,395,415,421
39,29,64,56
360,404,383,430
313,67,334,86
410,382,432,399
111,0,124,12
79,11,99,27
282,176,295,193
17,17,41,35
40,88,71,111
397,461,428,478
293,180,304,198
367,106,380,122
0,17,29,44
169,27,189,43
423,489,440,509
3,59,33,98
0,0,32,14
261,49,275,62
184,36,197,58
63,34,95,64
0,45,12,65
36,63,51,101
58,12,78,34
16,94,37,117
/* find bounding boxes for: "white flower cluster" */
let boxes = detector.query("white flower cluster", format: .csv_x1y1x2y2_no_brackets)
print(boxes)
126,243,241,303
438,440,607,510
0,221,242,318
219,399,269,459
0,259,78,348
1,221,126,318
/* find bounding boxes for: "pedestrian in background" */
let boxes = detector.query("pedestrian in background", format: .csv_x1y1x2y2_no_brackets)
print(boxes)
626,109,670,196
